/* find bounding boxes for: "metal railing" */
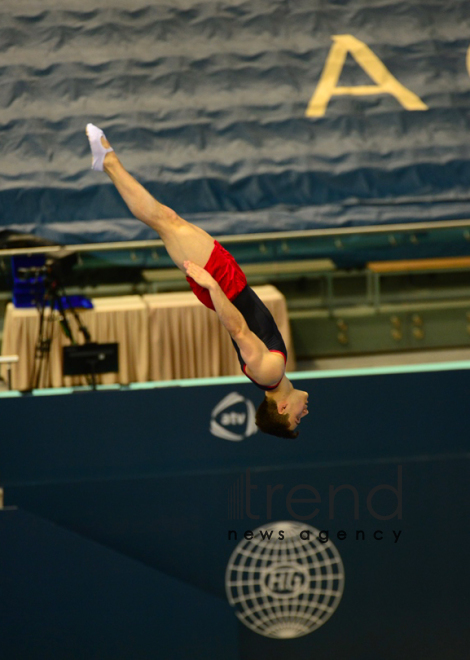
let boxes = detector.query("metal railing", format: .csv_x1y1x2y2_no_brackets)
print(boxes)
0,355,19,390
1,218,470,257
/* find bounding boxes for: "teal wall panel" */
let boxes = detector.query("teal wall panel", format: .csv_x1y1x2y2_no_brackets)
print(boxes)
0,508,238,660
0,364,469,658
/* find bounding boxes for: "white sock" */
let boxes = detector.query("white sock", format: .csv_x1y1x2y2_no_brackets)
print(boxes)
86,123,114,171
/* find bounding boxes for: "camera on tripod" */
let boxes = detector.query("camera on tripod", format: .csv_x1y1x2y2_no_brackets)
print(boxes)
10,248,118,391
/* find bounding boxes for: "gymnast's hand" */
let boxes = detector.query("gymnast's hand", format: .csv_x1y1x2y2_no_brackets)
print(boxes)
184,261,218,291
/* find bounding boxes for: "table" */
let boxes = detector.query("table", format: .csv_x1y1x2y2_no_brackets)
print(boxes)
144,285,295,381
1,286,295,389
0,296,149,390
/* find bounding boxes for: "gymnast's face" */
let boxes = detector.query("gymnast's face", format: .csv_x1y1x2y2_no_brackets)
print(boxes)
283,389,309,430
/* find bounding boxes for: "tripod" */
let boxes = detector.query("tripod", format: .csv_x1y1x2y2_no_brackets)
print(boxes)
29,265,92,390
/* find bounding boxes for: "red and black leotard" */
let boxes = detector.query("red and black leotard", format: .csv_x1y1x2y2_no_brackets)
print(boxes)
185,241,287,389
230,285,287,391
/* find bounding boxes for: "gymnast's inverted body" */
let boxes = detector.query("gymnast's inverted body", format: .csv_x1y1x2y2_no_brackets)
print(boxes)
86,124,309,438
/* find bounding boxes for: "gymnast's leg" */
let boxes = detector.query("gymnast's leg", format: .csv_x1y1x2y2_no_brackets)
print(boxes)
86,124,215,272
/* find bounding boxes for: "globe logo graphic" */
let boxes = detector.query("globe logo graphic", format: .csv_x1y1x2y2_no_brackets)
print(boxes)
225,521,345,639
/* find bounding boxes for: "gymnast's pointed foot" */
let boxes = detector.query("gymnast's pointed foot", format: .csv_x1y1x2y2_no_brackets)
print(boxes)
86,123,114,171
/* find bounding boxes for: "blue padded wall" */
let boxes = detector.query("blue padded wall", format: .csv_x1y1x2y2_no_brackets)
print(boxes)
0,364,469,658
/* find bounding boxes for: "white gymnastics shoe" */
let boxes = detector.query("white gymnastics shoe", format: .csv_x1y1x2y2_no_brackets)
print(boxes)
86,123,114,171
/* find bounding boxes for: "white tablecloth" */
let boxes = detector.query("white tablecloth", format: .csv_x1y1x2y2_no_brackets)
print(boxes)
1,286,295,389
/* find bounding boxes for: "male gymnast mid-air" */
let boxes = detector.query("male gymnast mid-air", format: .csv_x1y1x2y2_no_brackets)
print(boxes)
86,124,309,438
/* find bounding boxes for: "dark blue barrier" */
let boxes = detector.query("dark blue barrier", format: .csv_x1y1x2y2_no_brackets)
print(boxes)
0,508,238,660
0,363,469,658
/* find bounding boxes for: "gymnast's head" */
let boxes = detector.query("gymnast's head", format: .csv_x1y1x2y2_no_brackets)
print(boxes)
255,388,309,439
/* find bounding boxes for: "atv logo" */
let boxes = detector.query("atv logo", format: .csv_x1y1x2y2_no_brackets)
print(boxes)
210,392,257,441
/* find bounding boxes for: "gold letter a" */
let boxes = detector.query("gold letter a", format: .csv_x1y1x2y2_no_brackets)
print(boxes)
306,34,428,117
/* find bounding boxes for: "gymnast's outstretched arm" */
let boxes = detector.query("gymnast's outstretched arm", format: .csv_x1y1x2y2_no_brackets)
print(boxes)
185,261,282,383
184,260,247,338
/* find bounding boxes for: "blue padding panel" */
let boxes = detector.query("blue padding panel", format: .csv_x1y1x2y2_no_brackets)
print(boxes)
0,364,469,657
0,365,469,484
0,508,238,660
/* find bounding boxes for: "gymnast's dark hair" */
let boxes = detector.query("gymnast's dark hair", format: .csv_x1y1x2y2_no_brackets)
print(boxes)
255,396,299,439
